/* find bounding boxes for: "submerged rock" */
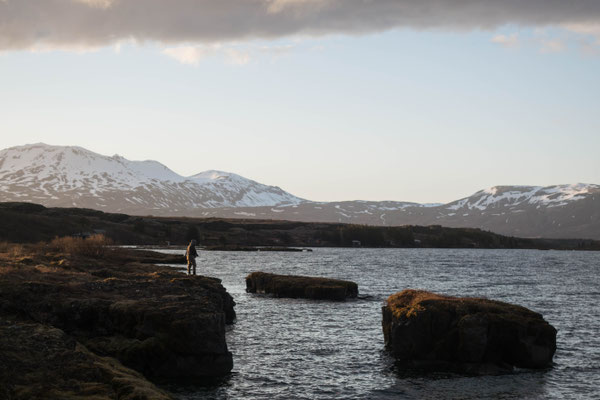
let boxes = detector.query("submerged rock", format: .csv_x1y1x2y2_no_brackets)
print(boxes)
382,289,557,374
246,272,358,300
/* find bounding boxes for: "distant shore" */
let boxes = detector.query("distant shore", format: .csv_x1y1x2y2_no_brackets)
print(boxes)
1,202,599,251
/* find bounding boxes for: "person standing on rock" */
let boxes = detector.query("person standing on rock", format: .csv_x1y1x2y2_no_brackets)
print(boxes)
186,240,198,275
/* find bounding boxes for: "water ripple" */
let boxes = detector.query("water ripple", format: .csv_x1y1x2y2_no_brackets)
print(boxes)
159,248,600,399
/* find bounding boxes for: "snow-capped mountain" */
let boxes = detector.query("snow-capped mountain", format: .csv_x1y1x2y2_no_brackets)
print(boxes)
0,143,303,212
445,184,597,211
0,143,598,239
183,184,600,239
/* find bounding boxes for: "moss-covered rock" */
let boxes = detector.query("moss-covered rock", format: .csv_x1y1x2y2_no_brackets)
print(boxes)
0,319,172,400
382,289,557,374
246,272,358,300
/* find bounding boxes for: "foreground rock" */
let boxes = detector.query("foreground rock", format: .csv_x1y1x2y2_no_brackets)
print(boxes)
246,272,358,300
382,289,557,374
0,318,172,400
0,246,235,397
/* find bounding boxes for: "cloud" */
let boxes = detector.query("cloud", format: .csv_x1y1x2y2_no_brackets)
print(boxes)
224,48,251,65
491,33,519,48
259,44,295,54
539,39,567,54
162,44,253,66
162,46,212,66
563,22,600,44
71,0,115,9
2,0,600,51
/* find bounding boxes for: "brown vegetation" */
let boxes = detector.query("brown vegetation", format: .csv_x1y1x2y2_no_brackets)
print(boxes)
385,289,535,320
48,234,113,257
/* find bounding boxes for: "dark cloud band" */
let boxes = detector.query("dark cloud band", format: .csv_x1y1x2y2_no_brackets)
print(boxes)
1,0,600,50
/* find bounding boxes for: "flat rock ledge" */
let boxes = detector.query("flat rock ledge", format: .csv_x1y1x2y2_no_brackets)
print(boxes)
0,248,236,399
246,272,358,300
382,289,557,375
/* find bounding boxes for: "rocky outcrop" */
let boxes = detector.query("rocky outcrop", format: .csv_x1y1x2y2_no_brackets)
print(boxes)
0,318,173,400
246,272,358,300
382,289,557,374
0,247,236,388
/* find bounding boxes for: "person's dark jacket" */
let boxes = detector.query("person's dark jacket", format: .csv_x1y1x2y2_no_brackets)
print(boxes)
186,243,198,259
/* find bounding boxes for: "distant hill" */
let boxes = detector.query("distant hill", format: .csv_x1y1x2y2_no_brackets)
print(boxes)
1,202,599,251
1,143,598,239
199,184,600,240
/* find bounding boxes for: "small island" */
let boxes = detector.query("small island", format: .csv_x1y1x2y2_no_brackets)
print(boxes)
382,289,557,375
246,271,358,301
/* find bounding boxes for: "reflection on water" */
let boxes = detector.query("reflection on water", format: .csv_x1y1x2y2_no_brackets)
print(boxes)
157,248,600,399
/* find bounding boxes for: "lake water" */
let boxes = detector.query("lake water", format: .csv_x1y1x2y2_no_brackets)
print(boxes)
158,248,600,399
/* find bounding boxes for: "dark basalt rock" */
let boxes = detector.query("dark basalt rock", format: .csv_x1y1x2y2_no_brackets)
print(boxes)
382,289,557,374
0,318,173,400
0,248,236,384
246,272,358,301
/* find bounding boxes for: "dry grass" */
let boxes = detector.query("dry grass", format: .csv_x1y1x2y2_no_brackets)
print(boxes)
386,290,453,318
0,242,26,258
0,242,11,253
33,265,65,274
48,235,113,258
386,289,536,320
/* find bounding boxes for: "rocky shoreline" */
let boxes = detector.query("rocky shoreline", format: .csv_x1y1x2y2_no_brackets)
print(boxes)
0,244,235,399
1,240,562,398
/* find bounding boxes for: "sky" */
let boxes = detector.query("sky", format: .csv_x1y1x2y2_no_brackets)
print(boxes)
1,1,599,203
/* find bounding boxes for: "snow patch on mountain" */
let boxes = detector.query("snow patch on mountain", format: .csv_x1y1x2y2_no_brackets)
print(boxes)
0,143,304,208
1,142,597,238
0,143,185,191
446,184,599,211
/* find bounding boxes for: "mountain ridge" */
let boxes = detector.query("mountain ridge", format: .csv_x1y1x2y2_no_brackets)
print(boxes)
1,143,598,239
0,143,304,210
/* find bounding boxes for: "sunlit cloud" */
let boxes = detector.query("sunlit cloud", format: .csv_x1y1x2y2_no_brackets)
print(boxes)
162,45,251,66
224,48,251,65
162,42,299,66
162,45,216,66
491,27,600,55
539,39,567,54
563,22,600,44
491,33,519,48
